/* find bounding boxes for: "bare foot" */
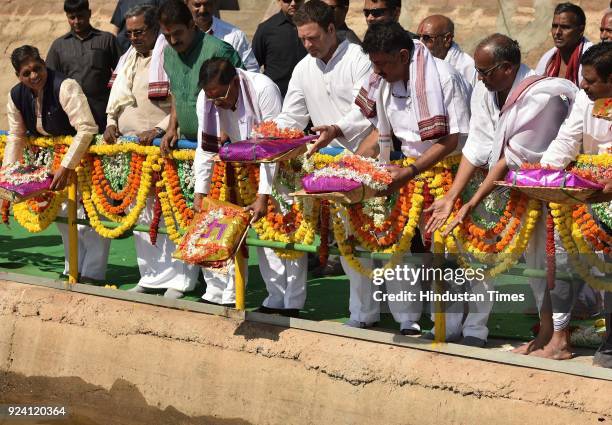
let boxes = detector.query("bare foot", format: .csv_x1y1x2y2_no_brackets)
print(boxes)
512,326,553,355
512,337,547,355
529,330,573,360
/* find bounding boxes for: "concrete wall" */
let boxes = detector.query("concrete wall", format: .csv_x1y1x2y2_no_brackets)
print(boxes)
1,281,611,425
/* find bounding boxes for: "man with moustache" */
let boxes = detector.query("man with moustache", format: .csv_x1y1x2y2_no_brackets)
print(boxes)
427,34,577,350
540,43,612,365
105,5,199,299
252,0,308,97
536,2,592,86
322,0,361,44
310,23,471,336
47,0,121,132
158,0,243,153
185,0,259,72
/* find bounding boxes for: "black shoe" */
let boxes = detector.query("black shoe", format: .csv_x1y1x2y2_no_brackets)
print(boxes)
221,303,236,308
198,298,220,305
400,328,421,336
313,258,344,277
280,309,300,318
253,305,282,315
593,343,612,368
460,336,487,348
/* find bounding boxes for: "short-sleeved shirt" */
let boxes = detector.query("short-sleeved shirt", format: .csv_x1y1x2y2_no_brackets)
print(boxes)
111,0,166,53
252,11,307,97
46,28,121,131
163,31,244,140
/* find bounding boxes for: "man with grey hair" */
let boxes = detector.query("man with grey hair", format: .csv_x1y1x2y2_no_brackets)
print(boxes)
185,0,259,72
417,15,477,89
105,4,199,299
601,9,612,42
426,34,577,351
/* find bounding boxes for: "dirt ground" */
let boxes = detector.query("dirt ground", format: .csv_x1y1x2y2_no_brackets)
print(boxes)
1,280,611,425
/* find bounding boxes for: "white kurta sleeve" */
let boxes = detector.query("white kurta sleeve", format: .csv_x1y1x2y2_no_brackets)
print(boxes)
540,91,587,169
441,70,471,136
274,67,311,130
3,92,28,165
257,80,283,195
462,82,495,167
194,90,215,194
58,79,98,169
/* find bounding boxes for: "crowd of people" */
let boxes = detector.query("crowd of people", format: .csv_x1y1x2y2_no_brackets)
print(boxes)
2,0,612,368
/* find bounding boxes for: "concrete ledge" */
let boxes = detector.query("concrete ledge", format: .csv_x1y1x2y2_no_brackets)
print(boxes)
3,271,610,382
1,278,612,424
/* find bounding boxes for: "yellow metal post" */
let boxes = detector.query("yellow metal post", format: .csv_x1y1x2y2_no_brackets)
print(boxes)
67,173,79,284
235,250,247,310
433,230,446,343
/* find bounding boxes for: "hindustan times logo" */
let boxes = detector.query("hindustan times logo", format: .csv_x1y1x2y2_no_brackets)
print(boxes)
372,265,486,286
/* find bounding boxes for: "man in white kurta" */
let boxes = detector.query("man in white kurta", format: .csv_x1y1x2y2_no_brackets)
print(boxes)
541,42,612,366
186,0,259,72
430,34,577,351
4,46,110,283
313,22,470,336
194,59,281,307
266,2,374,314
105,6,198,299
417,15,477,90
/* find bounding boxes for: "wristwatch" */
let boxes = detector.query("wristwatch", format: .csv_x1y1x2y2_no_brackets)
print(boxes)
154,127,166,138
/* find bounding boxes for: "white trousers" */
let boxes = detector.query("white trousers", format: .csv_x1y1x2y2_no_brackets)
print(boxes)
526,207,576,331
342,255,422,328
134,196,199,291
58,202,110,281
259,247,308,309
201,262,244,305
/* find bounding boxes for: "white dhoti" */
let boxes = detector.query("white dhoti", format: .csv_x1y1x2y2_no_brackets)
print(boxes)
58,201,111,281
526,206,578,331
134,195,199,292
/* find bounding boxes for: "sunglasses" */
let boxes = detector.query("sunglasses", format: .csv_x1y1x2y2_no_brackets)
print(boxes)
474,62,504,77
363,7,388,18
418,32,449,43
281,0,303,4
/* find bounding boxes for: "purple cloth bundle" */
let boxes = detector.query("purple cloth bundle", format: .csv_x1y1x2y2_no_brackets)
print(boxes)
0,176,52,198
505,169,603,190
219,135,317,161
302,174,362,193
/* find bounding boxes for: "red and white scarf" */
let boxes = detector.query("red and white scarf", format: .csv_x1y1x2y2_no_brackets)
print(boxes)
354,41,449,141
544,38,585,86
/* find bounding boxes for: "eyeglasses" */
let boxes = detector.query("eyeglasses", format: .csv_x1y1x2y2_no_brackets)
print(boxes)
126,27,148,38
474,62,504,77
363,7,388,18
207,83,232,104
417,32,449,43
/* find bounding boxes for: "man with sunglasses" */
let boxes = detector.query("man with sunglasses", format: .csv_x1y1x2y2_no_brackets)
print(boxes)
194,57,283,308
536,2,592,86
417,15,477,89
426,34,577,350
252,0,308,97
185,0,260,72
105,5,200,299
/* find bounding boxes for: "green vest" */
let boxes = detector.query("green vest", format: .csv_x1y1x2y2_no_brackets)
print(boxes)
163,31,244,140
